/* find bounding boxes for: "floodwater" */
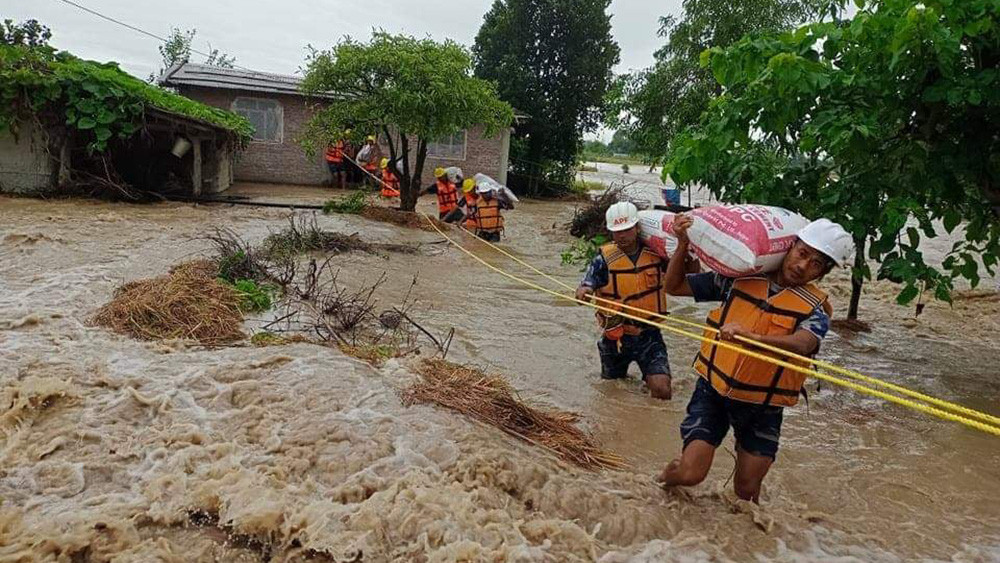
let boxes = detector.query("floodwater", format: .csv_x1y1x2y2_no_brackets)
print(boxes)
1,184,999,562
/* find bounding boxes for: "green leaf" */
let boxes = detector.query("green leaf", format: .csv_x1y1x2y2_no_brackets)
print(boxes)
896,284,919,305
942,209,960,233
95,127,112,142
97,110,116,125
934,283,952,304
906,227,919,248
76,116,96,129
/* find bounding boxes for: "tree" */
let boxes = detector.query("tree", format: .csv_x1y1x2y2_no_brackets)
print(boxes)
473,0,620,187
300,33,513,211
1,18,52,47
151,28,236,80
607,0,827,164
607,129,633,155
666,0,1000,320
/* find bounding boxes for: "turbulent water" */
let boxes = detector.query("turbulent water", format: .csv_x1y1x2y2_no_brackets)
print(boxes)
1,184,999,562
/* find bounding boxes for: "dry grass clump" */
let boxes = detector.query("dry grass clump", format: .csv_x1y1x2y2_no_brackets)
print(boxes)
93,261,245,345
361,206,449,232
402,359,626,470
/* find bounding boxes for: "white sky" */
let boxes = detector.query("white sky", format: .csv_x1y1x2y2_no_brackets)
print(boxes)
8,0,682,141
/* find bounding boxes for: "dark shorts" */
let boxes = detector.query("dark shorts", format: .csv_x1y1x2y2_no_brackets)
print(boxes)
597,327,670,380
680,377,784,460
477,231,501,242
327,161,344,174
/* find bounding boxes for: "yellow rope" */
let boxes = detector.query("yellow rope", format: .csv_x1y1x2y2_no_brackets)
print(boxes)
424,214,1000,438
453,224,1000,429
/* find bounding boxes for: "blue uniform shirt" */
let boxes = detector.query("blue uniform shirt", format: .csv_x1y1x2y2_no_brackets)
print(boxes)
580,245,646,290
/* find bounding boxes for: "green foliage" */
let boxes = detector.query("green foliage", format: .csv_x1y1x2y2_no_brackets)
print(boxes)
228,278,277,313
474,0,620,177
250,331,284,346
607,129,634,155
216,250,249,283
583,139,611,156
581,152,646,167
561,234,609,270
608,0,826,163
152,27,236,79
158,27,195,74
0,45,253,152
666,0,1000,316
301,32,513,211
2,19,52,47
322,191,369,215
572,179,604,194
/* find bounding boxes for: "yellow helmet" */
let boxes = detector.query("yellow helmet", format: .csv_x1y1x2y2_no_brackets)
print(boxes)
380,157,389,169
366,135,376,142
462,178,476,193
434,167,447,178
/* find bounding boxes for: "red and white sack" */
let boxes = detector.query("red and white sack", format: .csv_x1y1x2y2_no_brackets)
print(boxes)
638,205,808,277
637,209,680,259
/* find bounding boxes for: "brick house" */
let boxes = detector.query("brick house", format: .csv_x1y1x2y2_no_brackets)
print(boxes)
159,63,515,189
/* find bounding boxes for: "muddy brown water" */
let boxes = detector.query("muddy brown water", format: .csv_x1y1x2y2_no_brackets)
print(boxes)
1,185,998,561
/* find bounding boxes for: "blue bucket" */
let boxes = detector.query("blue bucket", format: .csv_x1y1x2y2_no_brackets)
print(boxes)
661,188,681,206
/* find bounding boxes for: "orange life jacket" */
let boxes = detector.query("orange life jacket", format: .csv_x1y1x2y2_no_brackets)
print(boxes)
693,277,832,407
364,149,378,172
595,243,668,325
380,169,400,197
474,197,504,235
464,193,479,230
325,141,344,163
436,179,459,216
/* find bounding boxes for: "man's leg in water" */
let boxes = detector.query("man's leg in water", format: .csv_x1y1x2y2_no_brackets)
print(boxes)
730,402,782,502
733,447,773,503
658,377,729,486
658,439,716,486
633,329,672,400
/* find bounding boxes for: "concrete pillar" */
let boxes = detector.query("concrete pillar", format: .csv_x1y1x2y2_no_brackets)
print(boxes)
498,127,512,186
191,138,202,196
58,140,71,185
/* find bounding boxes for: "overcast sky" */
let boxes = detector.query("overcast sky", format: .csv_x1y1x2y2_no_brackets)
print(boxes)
8,0,681,140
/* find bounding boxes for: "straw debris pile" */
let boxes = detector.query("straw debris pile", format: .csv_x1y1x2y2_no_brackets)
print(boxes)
568,184,627,239
93,261,244,344
403,359,625,470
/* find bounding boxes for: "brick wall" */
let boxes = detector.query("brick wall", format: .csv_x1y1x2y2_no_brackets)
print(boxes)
177,85,508,188
178,86,329,186
389,125,510,188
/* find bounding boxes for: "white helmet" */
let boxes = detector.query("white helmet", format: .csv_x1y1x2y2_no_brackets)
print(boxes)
797,218,854,267
605,201,639,232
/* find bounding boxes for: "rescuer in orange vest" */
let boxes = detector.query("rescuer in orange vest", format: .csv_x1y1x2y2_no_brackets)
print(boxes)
657,215,854,503
574,202,674,401
358,135,382,188
470,183,507,242
420,167,460,219
379,158,401,198
324,132,349,190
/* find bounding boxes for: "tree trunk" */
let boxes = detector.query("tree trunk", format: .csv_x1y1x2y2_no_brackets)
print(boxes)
400,139,427,212
847,236,866,321
397,134,412,210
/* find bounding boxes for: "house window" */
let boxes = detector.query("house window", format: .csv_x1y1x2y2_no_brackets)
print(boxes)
231,97,283,143
427,130,467,160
